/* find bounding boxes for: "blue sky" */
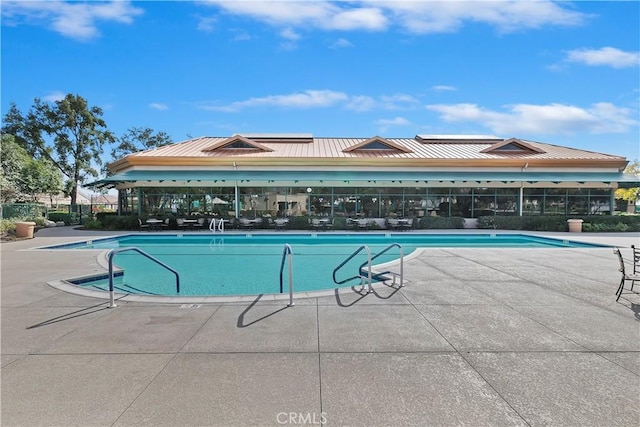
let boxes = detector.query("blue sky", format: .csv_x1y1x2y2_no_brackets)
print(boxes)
2,0,639,164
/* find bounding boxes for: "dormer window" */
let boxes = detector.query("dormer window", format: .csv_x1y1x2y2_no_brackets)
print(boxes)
201,135,273,152
343,136,412,153
480,138,545,154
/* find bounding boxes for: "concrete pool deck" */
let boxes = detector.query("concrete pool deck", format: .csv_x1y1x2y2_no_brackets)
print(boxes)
1,227,639,426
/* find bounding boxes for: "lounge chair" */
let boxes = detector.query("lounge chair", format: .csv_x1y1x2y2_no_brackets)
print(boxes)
239,218,255,229
274,218,289,230
356,218,370,231
324,218,334,230
614,247,640,301
386,218,399,230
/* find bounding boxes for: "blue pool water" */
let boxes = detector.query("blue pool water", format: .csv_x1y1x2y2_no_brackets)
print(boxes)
47,233,605,297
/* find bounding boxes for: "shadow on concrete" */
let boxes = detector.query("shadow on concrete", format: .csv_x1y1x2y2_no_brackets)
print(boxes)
26,300,117,329
236,294,290,328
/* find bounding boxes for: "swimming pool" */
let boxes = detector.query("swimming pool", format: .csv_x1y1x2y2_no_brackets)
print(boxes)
46,233,605,298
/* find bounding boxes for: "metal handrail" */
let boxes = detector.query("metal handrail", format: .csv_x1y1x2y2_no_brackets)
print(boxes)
279,244,294,306
332,245,373,293
359,243,404,288
209,218,225,233
107,247,180,308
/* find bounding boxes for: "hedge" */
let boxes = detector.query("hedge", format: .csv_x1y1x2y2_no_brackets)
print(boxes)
477,215,640,232
418,216,465,229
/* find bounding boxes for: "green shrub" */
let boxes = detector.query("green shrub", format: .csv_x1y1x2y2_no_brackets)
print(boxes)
418,216,465,229
1,219,17,234
332,217,347,230
82,218,103,229
288,216,311,230
99,215,139,230
477,215,640,232
47,212,72,225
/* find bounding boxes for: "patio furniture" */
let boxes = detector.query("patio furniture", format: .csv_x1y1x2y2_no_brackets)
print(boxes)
147,218,165,231
138,218,151,231
310,218,324,231
238,218,255,229
274,218,289,230
356,218,370,231
192,218,205,230
397,218,413,231
614,247,640,301
324,218,334,230
386,218,399,230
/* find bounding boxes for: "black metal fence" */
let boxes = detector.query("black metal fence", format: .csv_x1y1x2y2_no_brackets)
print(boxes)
1,203,116,225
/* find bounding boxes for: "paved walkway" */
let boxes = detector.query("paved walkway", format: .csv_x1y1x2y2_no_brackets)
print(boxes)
1,227,639,426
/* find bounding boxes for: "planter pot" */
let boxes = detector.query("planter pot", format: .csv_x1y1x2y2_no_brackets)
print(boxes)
15,221,36,239
567,219,584,233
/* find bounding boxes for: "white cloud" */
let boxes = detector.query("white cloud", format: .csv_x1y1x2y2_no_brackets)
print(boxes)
201,90,349,112
280,27,300,41
372,0,586,34
346,96,377,112
330,38,354,48
566,47,640,69
202,90,422,112
196,16,217,33
375,116,412,132
379,94,421,110
202,1,387,31
431,85,457,92
201,0,585,35
426,102,638,135
1,0,143,40
149,103,169,111
42,91,66,102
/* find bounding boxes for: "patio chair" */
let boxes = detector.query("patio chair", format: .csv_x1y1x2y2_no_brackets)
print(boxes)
239,217,255,230
310,218,323,231
386,218,399,230
138,218,150,231
274,218,289,231
192,217,205,230
614,247,640,301
356,218,370,231
324,218,334,230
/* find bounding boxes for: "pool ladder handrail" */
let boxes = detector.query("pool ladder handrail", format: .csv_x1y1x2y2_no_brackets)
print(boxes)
359,243,404,288
332,245,373,293
107,247,180,308
279,244,295,306
209,218,225,233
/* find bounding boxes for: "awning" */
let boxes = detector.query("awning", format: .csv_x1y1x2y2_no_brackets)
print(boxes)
87,170,640,189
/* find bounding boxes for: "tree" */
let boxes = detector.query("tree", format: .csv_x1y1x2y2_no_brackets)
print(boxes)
0,134,62,203
615,160,639,212
111,126,172,159
3,94,115,205
18,157,63,203
0,134,25,202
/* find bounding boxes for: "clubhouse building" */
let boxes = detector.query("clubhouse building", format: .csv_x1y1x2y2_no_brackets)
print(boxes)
93,133,638,220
